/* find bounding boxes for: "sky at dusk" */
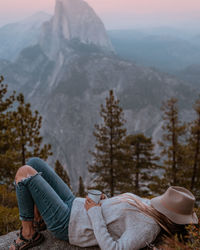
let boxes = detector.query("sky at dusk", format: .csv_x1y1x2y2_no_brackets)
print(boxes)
0,0,200,29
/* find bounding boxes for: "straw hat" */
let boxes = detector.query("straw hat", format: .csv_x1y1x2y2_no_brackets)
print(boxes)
151,186,198,225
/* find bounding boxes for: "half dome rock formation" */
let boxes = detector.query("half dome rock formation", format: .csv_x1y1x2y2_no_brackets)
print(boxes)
39,0,113,59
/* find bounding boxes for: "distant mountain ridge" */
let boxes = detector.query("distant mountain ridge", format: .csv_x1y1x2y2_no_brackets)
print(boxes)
0,12,51,61
175,64,200,88
108,29,200,73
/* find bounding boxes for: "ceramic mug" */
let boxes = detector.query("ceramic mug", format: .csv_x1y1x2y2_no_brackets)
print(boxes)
88,189,102,204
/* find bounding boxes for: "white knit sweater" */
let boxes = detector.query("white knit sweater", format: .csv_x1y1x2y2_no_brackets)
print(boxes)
68,193,161,250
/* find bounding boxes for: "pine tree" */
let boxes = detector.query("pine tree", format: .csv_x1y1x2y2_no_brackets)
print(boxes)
88,90,132,196
0,76,15,111
0,76,16,184
0,78,52,185
125,133,160,195
188,98,200,194
11,93,52,166
159,98,186,187
55,160,71,189
78,176,85,197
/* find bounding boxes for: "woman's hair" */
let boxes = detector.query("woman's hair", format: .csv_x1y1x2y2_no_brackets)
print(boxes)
114,194,188,239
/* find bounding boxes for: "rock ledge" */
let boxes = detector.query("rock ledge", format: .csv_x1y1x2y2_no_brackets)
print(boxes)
0,230,100,250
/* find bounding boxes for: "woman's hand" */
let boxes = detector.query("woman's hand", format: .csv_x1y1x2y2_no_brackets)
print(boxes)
85,196,101,211
100,193,107,200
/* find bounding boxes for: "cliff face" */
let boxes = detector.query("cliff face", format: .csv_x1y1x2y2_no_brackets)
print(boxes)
39,0,113,59
0,230,100,250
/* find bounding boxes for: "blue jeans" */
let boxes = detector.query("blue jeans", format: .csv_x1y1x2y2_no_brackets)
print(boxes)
15,157,75,241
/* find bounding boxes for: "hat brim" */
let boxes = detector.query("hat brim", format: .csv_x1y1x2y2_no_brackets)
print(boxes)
151,195,198,225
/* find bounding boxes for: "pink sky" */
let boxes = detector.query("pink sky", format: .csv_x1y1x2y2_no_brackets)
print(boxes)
87,0,200,14
0,0,200,28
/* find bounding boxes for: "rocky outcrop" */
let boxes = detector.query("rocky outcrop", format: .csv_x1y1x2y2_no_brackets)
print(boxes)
0,230,100,250
175,64,200,88
39,0,113,59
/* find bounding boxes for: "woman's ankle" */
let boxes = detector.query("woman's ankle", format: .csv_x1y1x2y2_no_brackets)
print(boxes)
21,221,35,238
34,216,42,222
22,228,35,238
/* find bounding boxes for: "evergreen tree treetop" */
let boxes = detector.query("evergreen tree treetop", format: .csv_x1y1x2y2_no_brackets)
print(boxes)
89,90,132,196
188,97,200,194
159,97,186,187
125,133,160,196
0,78,52,185
0,76,16,184
78,176,85,197
0,76,15,113
55,160,71,189
11,93,52,166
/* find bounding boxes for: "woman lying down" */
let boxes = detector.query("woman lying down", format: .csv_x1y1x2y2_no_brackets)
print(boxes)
9,157,198,250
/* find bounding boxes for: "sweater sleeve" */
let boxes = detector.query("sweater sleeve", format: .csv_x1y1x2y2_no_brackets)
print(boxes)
88,206,160,250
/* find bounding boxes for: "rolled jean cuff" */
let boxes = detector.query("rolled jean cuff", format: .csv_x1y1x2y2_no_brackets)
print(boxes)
19,216,34,221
